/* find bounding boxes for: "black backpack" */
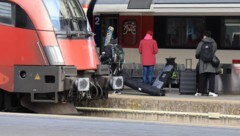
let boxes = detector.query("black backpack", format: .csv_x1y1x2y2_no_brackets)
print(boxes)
200,42,214,62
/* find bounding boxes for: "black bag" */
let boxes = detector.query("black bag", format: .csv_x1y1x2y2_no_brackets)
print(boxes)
124,78,165,96
212,55,220,67
101,44,124,65
113,44,124,63
200,42,214,62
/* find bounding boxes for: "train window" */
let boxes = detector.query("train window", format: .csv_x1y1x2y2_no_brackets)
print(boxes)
128,0,152,9
0,2,13,25
223,18,240,48
15,5,34,29
155,16,240,50
66,0,85,19
43,0,88,33
166,17,205,48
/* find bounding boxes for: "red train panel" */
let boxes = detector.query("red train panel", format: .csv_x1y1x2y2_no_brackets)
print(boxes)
0,25,46,92
58,39,99,70
118,16,154,48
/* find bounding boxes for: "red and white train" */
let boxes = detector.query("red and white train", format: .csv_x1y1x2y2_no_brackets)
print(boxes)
0,0,122,113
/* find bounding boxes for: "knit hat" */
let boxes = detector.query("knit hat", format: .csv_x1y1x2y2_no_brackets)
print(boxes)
146,30,153,36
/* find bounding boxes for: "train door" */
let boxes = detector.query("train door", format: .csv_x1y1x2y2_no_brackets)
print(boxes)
94,15,118,52
0,2,45,92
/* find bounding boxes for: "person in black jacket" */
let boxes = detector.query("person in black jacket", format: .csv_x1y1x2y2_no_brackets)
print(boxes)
195,31,218,97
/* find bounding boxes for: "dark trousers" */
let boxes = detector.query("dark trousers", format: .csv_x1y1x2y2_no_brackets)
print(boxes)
198,72,215,94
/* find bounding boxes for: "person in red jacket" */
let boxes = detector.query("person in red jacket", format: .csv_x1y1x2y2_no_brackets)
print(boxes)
139,31,158,85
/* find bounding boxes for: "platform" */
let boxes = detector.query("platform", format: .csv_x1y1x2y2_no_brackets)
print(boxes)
77,88,240,127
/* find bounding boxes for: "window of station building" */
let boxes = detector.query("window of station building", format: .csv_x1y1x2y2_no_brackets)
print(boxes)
166,17,205,48
223,18,240,49
0,2,13,25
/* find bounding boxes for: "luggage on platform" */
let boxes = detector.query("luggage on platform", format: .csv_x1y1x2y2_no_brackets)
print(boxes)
152,65,174,90
122,58,177,96
179,59,197,94
124,78,165,96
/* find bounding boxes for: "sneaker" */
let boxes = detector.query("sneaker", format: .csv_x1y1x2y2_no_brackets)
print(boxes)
209,92,218,97
195,93,202,96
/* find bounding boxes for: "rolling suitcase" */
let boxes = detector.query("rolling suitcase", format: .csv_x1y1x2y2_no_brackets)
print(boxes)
179,59,197,94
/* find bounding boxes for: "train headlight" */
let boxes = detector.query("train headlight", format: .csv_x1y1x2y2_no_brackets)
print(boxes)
76,78,90,91
110,76,124,90
44,46,64,65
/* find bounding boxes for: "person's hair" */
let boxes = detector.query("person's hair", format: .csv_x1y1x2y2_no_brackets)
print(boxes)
204,31,211,37
146,30,153,36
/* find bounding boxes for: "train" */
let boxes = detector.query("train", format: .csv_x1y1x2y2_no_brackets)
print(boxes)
0,0,123,114
91,0,240,66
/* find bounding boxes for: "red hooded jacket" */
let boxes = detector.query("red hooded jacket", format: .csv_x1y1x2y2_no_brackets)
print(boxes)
139,36,158,66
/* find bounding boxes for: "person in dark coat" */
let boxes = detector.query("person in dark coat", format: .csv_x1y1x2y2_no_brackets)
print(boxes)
139,31,158,85
195,31,218,97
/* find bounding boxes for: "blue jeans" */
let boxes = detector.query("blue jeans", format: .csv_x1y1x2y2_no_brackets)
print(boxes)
143,65,154,85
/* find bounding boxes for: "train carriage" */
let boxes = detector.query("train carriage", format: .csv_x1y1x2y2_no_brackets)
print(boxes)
92,0,240,65
0,0,123,113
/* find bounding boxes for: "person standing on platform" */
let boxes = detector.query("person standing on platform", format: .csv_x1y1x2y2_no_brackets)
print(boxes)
195,31,218,97
139,30,158,85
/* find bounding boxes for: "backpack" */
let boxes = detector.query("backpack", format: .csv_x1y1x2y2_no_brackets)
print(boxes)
200,42,214,62
113,44,124,63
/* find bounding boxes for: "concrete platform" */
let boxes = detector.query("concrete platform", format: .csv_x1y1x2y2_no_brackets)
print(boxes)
77,89,240,127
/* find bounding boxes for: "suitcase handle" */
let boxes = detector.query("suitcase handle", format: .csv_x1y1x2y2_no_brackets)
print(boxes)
185,58,192,70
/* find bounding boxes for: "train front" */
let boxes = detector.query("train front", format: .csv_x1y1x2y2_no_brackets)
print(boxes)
14,0,123,108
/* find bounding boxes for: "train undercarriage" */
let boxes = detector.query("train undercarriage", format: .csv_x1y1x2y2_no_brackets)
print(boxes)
0,65,123,114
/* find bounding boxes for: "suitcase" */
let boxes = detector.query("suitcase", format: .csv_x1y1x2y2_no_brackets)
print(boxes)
179,59,197,94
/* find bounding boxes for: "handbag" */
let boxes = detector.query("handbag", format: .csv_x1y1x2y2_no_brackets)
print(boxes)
212,55,220,67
